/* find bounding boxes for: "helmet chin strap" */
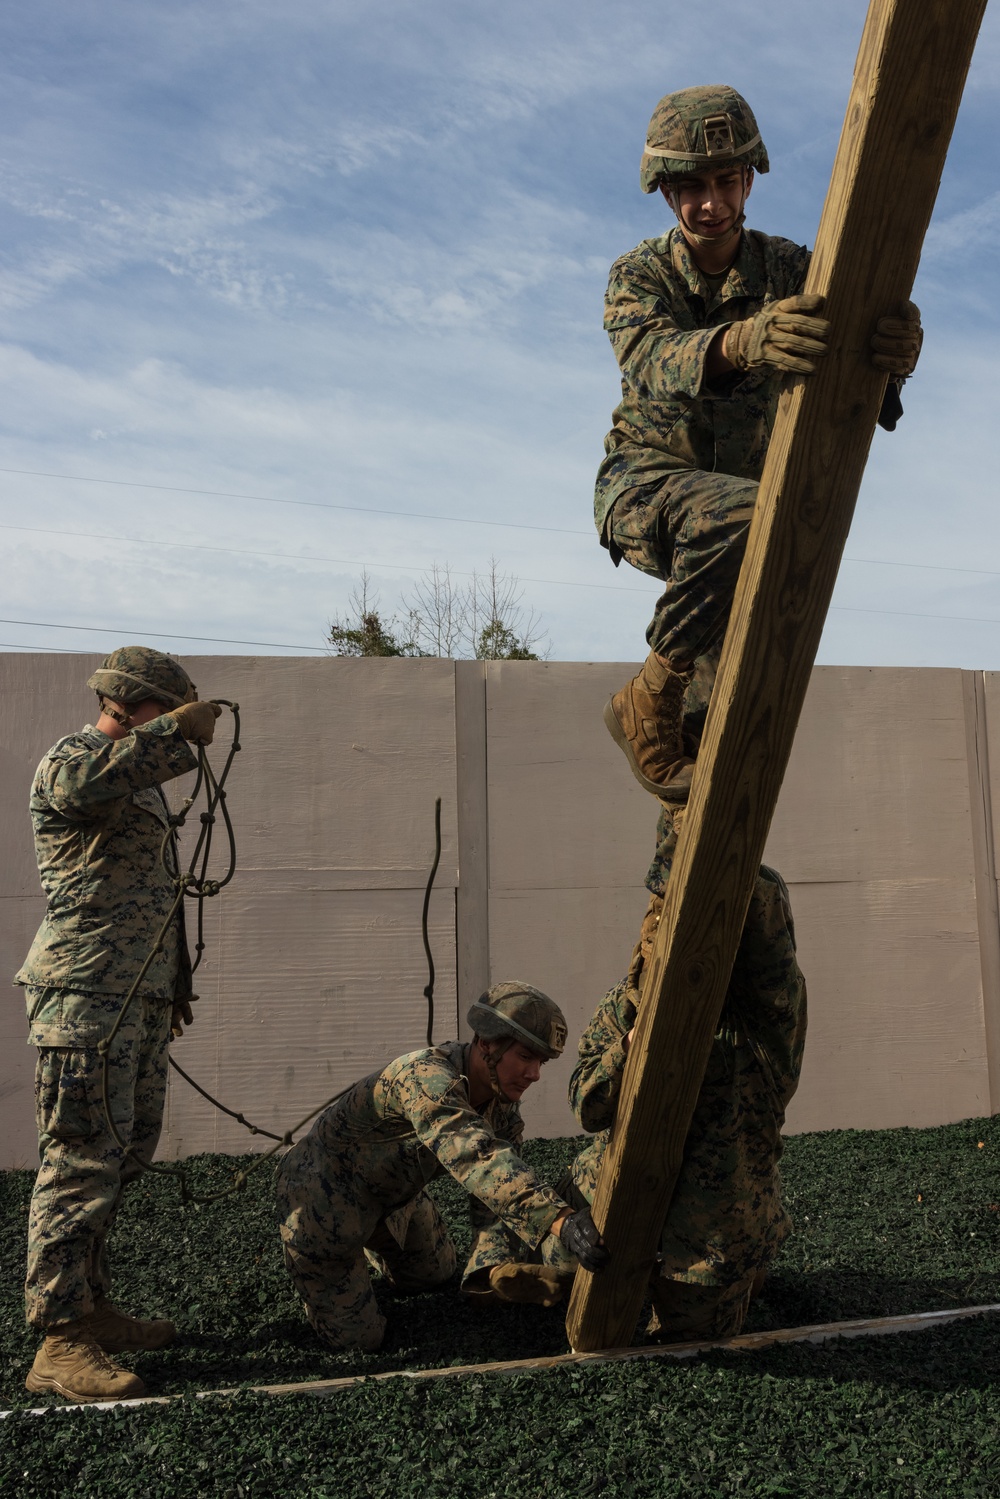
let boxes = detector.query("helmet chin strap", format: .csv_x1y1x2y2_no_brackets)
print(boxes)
480,1038,513,1102
679,206,746,251
98,695,133,729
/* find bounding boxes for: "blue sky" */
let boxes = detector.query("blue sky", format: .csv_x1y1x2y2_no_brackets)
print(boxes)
1,0,998,664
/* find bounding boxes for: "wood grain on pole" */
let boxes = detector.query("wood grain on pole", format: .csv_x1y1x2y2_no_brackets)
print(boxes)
567,0,988,1354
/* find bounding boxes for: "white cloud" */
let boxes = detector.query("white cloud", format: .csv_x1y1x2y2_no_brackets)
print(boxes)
0,0,997,664
922,190,1000,261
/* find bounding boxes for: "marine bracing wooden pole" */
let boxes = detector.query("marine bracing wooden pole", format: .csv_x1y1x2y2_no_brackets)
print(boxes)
567,0,988,1354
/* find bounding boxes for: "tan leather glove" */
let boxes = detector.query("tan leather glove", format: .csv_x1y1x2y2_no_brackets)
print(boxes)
167,700,223,744
488,1263,573,1307
726,294,830,375
171,994,198,1038
627,891,665,1003
870,299,922,377
639,892,663,964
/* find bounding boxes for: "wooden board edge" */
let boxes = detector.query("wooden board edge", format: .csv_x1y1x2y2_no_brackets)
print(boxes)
6,1301,998,1419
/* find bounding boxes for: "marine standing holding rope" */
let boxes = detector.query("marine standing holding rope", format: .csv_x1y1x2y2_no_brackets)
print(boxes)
15,646,221,1402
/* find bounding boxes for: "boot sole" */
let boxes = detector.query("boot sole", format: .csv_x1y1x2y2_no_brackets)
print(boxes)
25,1370,147,1403
603,698,688,800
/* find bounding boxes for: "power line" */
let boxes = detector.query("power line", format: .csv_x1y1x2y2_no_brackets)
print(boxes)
830,604,1000,628
8,515,1000,598
0,641,74,652
0,618,328,652
844,557,1000,580
6,597,1000,661
0,465,594,539
0,521,651,595
1,467,996,582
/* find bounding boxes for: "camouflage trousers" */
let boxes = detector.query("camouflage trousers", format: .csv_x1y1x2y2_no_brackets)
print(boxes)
276,1135,457,1352
538,1173,761,1341
24,986,172,1329
609,470,757,665
645,1272,761,1342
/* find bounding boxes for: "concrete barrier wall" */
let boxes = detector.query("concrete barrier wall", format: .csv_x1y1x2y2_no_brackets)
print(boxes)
2,654,999,1166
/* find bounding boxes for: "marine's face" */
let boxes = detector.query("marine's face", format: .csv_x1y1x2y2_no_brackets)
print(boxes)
662,165,752,243
98,696,172,735
493,1041,546,1102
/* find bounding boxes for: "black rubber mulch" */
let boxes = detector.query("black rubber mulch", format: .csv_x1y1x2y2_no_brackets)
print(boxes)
2,1117,999,1496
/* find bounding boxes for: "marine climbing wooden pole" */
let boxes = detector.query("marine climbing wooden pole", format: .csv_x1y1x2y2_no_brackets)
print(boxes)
567,0,988,1354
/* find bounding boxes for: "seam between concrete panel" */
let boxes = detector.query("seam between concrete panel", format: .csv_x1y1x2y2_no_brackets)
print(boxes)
455,661,489,1030
963,669,1000,1113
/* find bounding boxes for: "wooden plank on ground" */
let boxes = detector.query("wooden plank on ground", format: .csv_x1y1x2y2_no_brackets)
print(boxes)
566,0,989,1354
7,1305,998,1417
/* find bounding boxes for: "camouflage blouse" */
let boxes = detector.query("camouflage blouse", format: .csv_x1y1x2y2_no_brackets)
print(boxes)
16,717,197,1006
307,1039,567,1254
595,226,810,541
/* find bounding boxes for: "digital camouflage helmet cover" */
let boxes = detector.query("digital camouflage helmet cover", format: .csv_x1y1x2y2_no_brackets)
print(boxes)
87,646,197,709
467,982,568,1060
640,84,770,194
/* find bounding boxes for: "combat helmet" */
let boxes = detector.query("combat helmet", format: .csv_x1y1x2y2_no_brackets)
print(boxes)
87,646,196,711
467,982,568,1061
640,84,769,194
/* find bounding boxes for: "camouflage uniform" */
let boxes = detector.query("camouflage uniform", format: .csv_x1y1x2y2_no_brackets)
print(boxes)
275,1039,568,1351
15,716,198,1328
558,863,807,1339
596,225,809,751
470,860,807,1332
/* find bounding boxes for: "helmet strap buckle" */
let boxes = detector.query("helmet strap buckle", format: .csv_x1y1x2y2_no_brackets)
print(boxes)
98,696,133,730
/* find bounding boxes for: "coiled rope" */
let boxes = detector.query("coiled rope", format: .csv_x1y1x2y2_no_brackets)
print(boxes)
98,705,443,1204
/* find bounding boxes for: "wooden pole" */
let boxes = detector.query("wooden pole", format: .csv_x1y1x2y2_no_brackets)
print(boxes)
567,0,988,1355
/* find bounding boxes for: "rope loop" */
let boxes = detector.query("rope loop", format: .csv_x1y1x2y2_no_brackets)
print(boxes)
98,697,444,1207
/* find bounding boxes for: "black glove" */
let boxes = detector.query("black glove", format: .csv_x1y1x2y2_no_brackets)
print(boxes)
559,1209,610,1272
877,379,904,433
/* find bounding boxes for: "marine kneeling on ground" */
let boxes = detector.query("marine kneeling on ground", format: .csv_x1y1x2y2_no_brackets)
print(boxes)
473,865,807,1337
276,984,609,1350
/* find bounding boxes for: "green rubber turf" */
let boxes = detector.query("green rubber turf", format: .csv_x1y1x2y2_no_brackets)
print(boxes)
2,1118,999,1495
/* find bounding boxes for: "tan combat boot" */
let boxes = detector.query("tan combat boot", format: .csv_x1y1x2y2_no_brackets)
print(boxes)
604,652,693,797
25,1324,147,1402
488,1263,573,1307
83,1296,176,1352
